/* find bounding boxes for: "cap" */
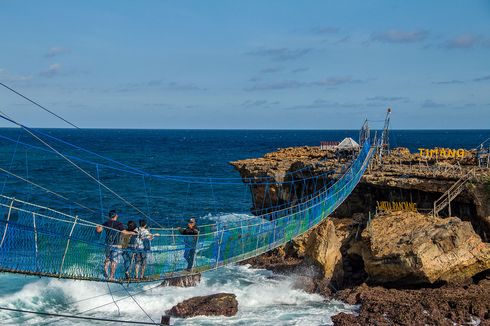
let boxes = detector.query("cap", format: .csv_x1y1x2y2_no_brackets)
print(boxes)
189,218,196,223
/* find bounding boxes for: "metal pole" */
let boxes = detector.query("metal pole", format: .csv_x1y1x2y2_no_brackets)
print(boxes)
0,198,15,248
448,198,452,216
59,215,78,276
32,212,38,255
215,229,224,268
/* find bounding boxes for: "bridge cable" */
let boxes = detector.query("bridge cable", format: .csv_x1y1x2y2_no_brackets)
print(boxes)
0,166,95,213
107,282,121,316
0,130,21,195
36,282,163,326
0,82,80,129
0,112,164,228
0,306,159,325
120,284,158,325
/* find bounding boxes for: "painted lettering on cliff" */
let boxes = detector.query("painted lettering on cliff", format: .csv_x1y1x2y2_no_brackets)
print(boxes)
376,201,417,212
418,148,466,159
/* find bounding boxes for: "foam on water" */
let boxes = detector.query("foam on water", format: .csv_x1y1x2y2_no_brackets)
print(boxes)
0,265,356,325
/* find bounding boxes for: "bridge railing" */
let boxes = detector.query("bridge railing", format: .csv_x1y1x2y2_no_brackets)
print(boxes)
0,142,373,282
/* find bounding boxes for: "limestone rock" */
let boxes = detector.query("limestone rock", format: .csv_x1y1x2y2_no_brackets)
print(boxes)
303,219,343,281
360,211,490,285
231,146,490,240
166,293,238,318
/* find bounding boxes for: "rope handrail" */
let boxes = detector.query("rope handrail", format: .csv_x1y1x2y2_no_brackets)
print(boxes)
0,146,372,283
0,142,372,242
0,127,373,284
0,142,369,236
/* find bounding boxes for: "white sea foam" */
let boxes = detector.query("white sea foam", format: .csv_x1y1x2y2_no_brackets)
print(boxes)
205,212,255,223
0,264,356,325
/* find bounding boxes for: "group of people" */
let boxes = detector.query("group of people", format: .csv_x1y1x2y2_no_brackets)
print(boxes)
95,210,200,280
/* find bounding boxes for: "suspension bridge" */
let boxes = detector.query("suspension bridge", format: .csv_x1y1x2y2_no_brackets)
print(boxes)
0,123,374,284
0,82,379,287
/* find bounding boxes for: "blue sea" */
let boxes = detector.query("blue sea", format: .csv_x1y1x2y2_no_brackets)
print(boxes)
0,129,489,325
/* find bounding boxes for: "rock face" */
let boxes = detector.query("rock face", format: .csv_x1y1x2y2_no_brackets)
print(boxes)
287,219,342,279
231,146,490,241
161,273,201,287
166,293,238,318
333,276,490,326
357,211,490,285
232,145,490,325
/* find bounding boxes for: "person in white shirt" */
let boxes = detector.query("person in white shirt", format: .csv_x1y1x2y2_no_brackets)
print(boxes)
135,219,159,279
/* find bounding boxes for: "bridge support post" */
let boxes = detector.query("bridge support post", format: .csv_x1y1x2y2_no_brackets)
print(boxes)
32,212,38,256
215,229,224,269
59,215,78,276
0,198,15,248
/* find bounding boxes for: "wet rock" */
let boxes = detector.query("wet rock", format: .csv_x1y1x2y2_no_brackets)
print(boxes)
359,211,490,285
161,273,201,287
241,247,303,274
292,275,317,293
333,277,490,326
303,219,343,282
166,293,238,318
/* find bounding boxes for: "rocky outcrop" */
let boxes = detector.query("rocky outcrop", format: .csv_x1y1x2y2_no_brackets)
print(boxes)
357,211,490,285
161,273,201,287
289,219,343,281
231,147,490,240
332,275,490,326
166,293,238,318
233,145,490,325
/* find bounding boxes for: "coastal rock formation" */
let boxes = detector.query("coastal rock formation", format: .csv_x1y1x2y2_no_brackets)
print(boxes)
160,273,201,287
332,276,490,326
233,145,490,325
166,293,238,318
357,211,490,285
289,219,343,281
231,146,490,240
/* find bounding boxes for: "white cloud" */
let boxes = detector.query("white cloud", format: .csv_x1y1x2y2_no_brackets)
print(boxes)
45,47,70,57
39,63,62,78
371,29,429,43
0,68,32,82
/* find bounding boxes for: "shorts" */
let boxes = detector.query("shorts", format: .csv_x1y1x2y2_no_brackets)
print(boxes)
105,246,120,262
136,252,148,264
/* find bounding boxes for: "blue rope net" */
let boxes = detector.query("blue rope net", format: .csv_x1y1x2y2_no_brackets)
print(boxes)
0,140,373,283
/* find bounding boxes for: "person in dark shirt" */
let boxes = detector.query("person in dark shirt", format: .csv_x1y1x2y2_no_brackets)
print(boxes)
178,218,199,271
121,220,138,279
96,210,136,280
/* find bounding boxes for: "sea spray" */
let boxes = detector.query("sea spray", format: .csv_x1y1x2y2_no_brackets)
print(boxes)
0,265,356,325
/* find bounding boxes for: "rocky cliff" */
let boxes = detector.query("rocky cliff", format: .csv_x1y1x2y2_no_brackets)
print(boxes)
231,147,490,240
232,146,490,325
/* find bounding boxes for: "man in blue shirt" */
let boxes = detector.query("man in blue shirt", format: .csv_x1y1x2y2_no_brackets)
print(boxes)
178,218,200,271
96,210,136,280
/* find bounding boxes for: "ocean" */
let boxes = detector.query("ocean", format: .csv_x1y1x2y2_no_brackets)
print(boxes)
0,129,489,325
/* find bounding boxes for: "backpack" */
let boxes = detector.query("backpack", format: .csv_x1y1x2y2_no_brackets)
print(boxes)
119,233,131,249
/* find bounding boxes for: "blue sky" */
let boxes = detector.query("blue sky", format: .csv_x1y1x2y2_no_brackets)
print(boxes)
0,0,489,129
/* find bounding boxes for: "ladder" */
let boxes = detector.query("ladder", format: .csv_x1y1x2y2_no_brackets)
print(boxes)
431,168,476,217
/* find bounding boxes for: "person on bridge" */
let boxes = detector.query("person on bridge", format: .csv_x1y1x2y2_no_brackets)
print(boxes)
120,220,138,279
135,219,160,279
178,218,199,271
95,210,136,280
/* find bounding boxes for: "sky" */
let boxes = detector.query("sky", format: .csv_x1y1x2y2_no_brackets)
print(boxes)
0,0,489,129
